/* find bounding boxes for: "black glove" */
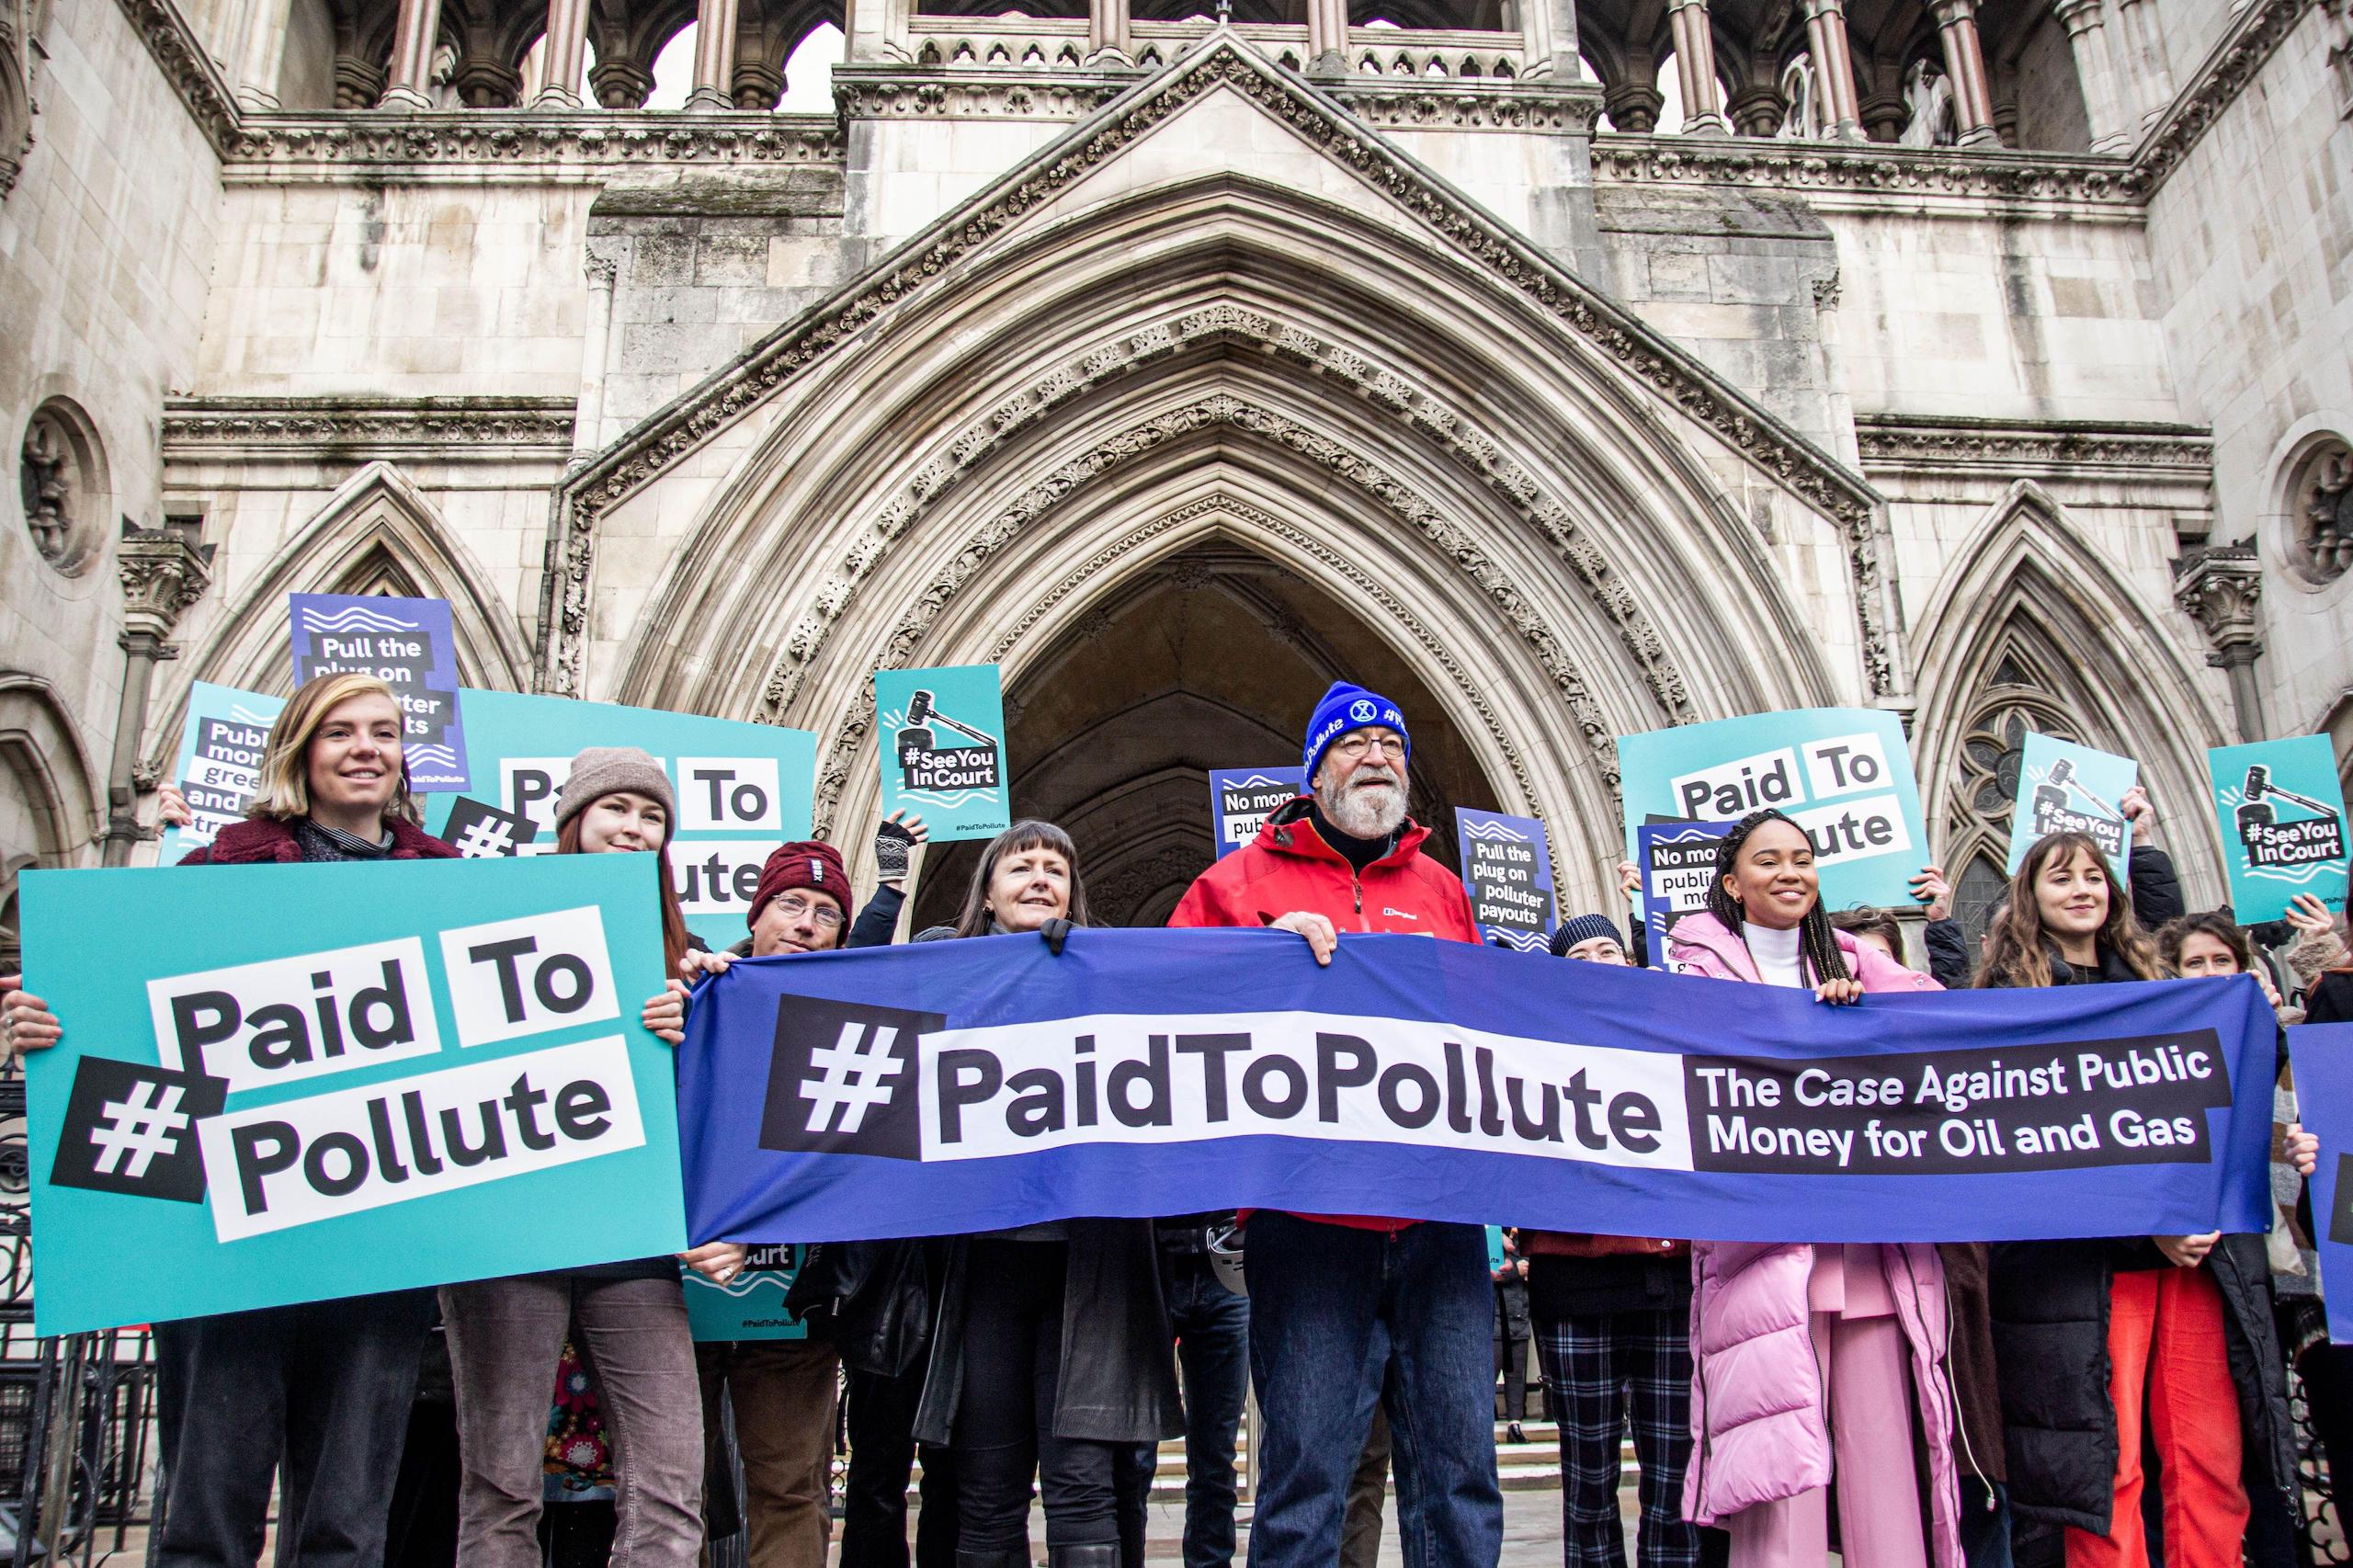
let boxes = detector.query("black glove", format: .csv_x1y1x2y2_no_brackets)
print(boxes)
874,818,916,881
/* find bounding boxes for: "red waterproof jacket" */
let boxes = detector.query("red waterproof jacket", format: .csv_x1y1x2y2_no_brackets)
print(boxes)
1168,799,1478,942
1167,798,1477,1229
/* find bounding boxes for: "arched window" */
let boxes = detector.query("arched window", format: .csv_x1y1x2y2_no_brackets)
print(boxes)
1944,648,2087,947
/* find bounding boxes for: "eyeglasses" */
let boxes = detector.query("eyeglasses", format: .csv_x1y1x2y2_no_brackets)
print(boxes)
1330,733,1407,761
769,895,845,930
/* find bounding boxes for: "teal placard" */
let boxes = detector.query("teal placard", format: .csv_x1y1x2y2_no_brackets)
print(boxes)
1618,709,1929,912
158,681,287,865
874,665,1012,842
2005,733,2135,880
682,1243,810,1341
2208,735,2350,923
419,689,817,949
20,854,685,1336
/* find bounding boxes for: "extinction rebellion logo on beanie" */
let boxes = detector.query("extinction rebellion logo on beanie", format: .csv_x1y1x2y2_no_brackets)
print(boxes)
758,997,943,1161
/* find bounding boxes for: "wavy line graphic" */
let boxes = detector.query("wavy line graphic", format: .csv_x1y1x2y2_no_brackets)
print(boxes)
1225,774,1298,789
406,744,461,768
1649,827,1730,846
1489,928,1550,951
297,606,424,634
904,789,997,809
1461,820,1533,842
227,705,278,723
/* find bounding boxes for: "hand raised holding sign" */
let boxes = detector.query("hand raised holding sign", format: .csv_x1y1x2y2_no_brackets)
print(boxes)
2120,784,2155,846
1,978,60,1054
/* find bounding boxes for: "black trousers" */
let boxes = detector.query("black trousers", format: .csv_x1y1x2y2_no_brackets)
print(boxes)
842,1362,960,1568
952,1240,1122,1552
153,1290,435,1568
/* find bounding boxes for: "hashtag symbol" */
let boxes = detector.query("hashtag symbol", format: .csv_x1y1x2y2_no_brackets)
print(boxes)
87,1082,191,1178
453,815,516,858
800,1021,906,1134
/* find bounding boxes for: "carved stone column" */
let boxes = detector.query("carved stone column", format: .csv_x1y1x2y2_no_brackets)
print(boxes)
379,0,448,108
843,0,907,66
1666,0,1728,134
1087,0,1131,63
534,0,591,107
2111,0,2174,128
233,0,298,109
2174,544,2268,742
573,251,618,468
1929,0,1999,145
1725,83,1786,137
108,520,214,865
1516,0,1577,80
687,0,743,110
2052,0,2132,153
1307,0,1349,76
1801,0,1865,142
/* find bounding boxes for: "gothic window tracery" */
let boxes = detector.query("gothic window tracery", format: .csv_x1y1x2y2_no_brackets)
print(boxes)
2289,439,2353,586
1942,646,2086,948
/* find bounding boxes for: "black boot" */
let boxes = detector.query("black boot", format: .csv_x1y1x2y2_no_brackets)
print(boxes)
1045,1545,1121,1567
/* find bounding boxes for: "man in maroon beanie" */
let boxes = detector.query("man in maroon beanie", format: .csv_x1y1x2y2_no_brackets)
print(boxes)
698,824,925,1568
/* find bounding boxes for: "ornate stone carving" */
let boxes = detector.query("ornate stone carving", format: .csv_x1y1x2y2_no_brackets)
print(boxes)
2172,544,2264,664
2136,0,2310,196
800,493,1567,836
110,0,240,156
0,12,33,201
745,313,1694,736
548,39,1889,699
223,114,842,180
162,397,577,460
117,518,215,641
2290,442,2353,585
1592,135,2149,206
1853,415,2213,474
19,413,70,562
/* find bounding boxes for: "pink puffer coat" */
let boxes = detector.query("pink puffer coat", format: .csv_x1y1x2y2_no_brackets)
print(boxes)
1668,911,1963,1568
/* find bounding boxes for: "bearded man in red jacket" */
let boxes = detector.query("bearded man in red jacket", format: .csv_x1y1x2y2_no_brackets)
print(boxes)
1168,682,1504,1568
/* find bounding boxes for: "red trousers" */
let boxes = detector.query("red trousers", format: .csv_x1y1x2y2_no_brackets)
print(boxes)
2064,1265,2246,1568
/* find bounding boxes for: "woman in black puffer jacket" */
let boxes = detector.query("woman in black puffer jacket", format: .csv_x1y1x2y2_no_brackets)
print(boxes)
908,821,1182,1568
1979,831,2294,1568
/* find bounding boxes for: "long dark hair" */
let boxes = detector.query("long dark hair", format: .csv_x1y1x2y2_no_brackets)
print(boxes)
1706,808,1850,984
556,812,692,979
951,819,1091,937
1976,830,2158,988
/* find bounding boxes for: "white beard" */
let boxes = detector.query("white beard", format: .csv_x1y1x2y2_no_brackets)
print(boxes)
1323,772,1408,839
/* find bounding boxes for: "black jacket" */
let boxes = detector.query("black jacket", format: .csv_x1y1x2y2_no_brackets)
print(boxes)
1924,917,1972,989
893,919,1183,1447
1984,942,2296,1540
2307,970,2353,1026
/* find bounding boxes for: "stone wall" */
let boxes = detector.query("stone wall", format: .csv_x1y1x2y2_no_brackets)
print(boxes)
0,0,225,874
2143,5,2353,740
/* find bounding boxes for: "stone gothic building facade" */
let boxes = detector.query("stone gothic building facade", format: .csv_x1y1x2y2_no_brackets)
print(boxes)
3,0,2350,938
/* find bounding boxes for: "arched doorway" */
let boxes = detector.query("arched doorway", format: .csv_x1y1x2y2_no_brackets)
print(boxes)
906,535,1502,931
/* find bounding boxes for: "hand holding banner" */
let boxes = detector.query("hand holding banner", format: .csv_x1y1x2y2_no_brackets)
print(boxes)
22,854,685,1336
679,930,2274,1247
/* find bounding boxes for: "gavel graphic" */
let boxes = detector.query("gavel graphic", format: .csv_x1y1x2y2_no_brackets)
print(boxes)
2235,764,2337,846
897,688,1000,756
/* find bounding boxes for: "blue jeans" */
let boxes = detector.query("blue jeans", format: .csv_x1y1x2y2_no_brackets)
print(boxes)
1245,1213,1504,1568
1163,1249,1250,1567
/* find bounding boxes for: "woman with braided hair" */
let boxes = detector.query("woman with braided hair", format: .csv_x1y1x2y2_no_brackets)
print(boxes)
1665,808,1963,1568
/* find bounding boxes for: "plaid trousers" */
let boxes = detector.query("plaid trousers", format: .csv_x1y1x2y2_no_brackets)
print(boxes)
1532,1309,1701,1568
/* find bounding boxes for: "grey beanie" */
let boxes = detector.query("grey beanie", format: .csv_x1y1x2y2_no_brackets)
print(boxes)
554,746,676,832
1549,913,1625,958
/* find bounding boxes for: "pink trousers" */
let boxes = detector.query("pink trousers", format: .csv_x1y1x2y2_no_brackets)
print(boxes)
1723,1312,1930,1568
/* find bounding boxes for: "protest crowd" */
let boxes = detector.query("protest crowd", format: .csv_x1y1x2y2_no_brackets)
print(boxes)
6,663,2352,1568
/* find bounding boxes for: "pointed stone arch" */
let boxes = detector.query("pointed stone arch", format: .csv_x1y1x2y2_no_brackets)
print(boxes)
148,461,530,777
0,673,104,966
1911,480,2230,916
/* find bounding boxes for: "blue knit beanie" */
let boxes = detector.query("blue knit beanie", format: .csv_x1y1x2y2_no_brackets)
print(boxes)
1549,913,1625,959
1302,681,1410,782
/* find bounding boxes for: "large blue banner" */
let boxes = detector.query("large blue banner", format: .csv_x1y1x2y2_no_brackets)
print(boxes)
2286,1023,2353,1343
679,930,2275,1246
